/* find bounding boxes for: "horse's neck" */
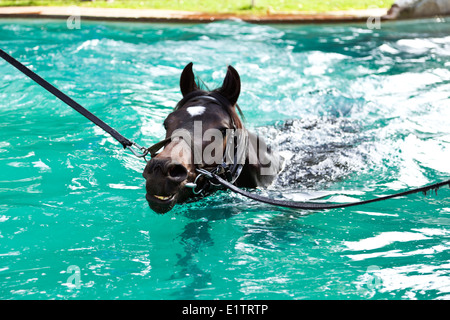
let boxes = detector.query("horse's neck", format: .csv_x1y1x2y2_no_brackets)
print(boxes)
236,130,282,188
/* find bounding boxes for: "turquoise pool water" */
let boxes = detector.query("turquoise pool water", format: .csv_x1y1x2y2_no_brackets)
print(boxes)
1,18,450,300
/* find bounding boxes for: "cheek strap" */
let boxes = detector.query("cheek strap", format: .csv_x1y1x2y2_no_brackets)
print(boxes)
146,138,172,159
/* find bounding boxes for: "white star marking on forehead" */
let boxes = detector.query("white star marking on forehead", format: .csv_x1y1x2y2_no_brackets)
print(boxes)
186,106,206,117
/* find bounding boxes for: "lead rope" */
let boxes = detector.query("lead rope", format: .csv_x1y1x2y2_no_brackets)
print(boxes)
203,170,450,210
0,49,149,159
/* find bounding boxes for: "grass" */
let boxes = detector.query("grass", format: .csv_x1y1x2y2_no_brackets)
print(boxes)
0,0,394,14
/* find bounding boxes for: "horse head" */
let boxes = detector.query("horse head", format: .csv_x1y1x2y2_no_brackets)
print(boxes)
143,63,244,213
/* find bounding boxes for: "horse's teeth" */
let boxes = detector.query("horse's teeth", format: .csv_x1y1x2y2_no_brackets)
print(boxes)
154,195,172,200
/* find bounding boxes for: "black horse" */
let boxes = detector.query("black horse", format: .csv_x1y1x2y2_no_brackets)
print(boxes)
143,63,283,213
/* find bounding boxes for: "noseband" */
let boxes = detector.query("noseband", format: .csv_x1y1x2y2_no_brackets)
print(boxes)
145,91,248,196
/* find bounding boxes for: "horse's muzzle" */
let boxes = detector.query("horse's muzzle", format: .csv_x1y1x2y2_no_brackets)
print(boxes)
143,158,189,213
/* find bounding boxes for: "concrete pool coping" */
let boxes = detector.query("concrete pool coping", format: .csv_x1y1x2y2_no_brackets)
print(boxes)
0,6,389,24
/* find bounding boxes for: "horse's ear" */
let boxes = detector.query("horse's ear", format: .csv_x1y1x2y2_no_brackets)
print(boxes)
217,65,241,106
180,62,199,97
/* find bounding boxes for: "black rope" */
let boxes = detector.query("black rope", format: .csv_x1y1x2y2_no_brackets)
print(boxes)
0,49,133,149
209,172,450,210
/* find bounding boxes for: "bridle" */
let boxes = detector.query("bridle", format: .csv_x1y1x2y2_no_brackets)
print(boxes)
145,91,248,196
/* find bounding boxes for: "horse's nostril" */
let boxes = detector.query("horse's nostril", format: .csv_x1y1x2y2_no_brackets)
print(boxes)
168,163,188,182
